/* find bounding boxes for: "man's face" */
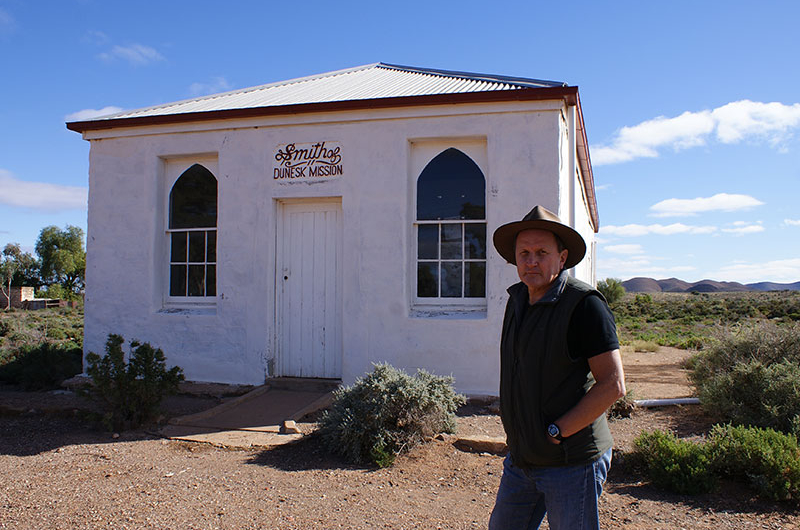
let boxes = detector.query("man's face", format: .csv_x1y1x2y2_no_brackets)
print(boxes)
515,229,568,302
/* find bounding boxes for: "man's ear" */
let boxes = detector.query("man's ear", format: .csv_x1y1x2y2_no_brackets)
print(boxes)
559,249,568,269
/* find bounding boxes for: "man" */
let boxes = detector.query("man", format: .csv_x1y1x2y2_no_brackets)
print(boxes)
489,205,625,530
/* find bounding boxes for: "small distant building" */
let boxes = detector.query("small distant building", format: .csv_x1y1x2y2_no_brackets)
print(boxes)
1,286,34,309
67,63,601,396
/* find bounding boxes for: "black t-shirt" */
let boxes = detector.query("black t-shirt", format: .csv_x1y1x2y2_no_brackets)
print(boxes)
566,294,619,361
519,293,619,361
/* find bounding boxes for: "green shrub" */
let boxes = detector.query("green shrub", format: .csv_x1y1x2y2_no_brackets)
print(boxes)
34,283,81,301
46,326,68,340
0,342,82,390
634,430,716,494
318,363,465,467
0,307,83,360
690,323,800,433
691,322,800,380
634,293,653,306
698,360,800,433
707,424,800,502
84,334,184,431
597,278,625,306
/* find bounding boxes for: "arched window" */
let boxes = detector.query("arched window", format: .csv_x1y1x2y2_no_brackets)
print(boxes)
415,148,486,301
168,164,217,298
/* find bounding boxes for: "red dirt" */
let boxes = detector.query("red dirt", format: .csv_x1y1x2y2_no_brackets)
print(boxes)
1,346,798,529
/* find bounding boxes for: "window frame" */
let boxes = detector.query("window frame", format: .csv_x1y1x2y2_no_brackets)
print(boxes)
162,159,219,308
410,142,488,310
166,226,217,299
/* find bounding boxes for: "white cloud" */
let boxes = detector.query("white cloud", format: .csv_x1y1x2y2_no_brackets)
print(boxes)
189,77,233,96
65,106,123,122
99,44,165,66
593,100,800,165
597,256,697,279
713,100,800,145
601,223,717,237
650,193,764,217
0,169,87,211
784,219,800,227
721,222,765,236
604,244,645,255
592,110,714,164
710,258,800,284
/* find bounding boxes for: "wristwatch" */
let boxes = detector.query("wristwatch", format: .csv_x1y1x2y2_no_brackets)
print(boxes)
547,423,564,441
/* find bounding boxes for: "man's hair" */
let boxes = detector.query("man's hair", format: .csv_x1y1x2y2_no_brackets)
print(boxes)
554,234,566,253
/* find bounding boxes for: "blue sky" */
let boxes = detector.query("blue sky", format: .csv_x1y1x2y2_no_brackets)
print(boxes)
1,0,798,285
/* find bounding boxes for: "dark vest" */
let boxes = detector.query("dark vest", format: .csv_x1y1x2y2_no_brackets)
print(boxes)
499,274,613,467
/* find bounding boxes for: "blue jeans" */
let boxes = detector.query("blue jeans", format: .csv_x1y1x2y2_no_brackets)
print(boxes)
488,448,612,530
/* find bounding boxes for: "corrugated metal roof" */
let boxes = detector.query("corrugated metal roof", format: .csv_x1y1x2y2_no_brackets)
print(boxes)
66,63,598,231
76,63,568,122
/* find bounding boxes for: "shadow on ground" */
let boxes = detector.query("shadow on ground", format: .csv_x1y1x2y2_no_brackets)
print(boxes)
245,431,374,472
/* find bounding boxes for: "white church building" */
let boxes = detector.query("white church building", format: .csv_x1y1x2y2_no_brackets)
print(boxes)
68,63,600,396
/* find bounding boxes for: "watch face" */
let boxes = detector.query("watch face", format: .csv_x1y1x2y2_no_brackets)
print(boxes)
548,424,559,437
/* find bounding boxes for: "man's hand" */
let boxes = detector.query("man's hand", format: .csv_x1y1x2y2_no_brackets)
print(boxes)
553,349,626,438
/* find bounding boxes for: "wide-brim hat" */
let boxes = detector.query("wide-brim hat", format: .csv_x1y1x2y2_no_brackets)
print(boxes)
492,205,586,268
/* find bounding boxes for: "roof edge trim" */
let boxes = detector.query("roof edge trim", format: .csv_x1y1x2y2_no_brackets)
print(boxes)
66,86,579,133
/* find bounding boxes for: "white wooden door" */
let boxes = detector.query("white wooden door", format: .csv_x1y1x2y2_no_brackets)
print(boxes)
277,200,342,378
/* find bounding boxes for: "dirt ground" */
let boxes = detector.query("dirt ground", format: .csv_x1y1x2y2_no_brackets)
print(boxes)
1,347,798,529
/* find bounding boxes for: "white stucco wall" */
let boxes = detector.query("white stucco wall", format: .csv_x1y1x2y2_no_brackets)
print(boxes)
82,100,594,396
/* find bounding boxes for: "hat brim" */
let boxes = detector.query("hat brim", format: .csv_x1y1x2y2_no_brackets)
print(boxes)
493,219,586,269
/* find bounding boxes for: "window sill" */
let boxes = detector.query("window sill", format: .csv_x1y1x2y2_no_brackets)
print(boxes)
410,306,487,320
158,304,217,316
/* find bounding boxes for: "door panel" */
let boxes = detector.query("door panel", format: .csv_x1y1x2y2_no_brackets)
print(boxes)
277,200,342,378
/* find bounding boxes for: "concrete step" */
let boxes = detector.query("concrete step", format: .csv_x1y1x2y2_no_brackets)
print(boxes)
265,377,341,393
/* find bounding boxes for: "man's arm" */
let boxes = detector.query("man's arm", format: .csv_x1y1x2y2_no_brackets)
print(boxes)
551,349,626,441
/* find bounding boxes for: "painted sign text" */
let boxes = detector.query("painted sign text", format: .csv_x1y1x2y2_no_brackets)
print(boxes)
273,141,343,180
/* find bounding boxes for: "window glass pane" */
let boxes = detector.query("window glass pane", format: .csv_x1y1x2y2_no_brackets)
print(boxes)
170,232,187,262
417,225,438,259
441,261,462,298
465,224,486,259
188,265,206,296
206,265,216,296
465,262,486,298
441,224,462,259
207,231,216,263
169,164,218,229
417,262,438,297
170,265,187,296
188,232,206,263
417,148,485,220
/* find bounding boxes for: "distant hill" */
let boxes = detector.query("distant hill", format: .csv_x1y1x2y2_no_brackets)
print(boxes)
621,277,800,293
747,281,800,291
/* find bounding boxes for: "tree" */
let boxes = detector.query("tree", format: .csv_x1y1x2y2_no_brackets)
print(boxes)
11,247,40,289
35,225,86,294
597,277,626,305
0,244,21,310
0,243,39,308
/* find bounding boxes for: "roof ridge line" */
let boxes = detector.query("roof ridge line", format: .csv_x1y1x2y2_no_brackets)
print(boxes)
377,62,567,89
